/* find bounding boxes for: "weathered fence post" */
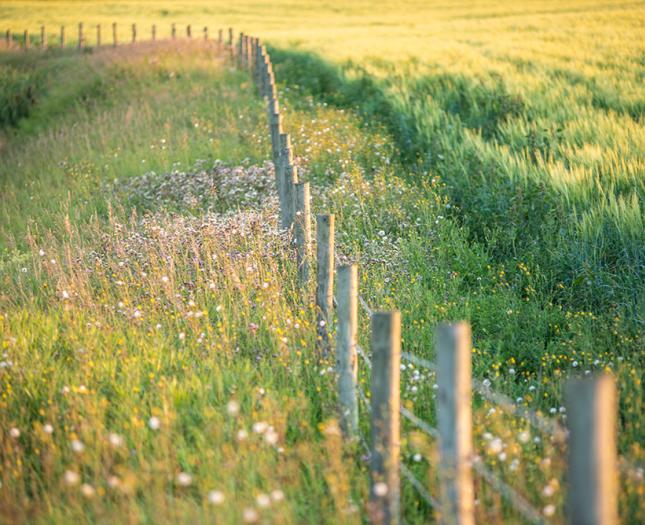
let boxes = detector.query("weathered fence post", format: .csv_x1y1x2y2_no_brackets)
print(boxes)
5,29,10,49
131,23,136,44
151,24,156,42
294,182,312,286
278,133,292,228
78,23,83,50
112,22,117,47
282,161,298,231
218,28,223,49
96,24,101,47
171,23,176,40
40,26,46,49
566,375,617,525
186,24,191,39
316,214,335,354
203,26,208,41
60,26,65,47
436,323,474,525
228,27,234,59
23,29,29,50
336,264,359,437
370,311,401,525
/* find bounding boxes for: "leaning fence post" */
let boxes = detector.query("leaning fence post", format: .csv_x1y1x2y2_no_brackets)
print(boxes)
370,311,401,525
316,214,335,353
78,23,83,50
40,26,46,49
186,24,191,39
336,264,358,437
96,24,101,47
131,23,136,44
294,182,312,286
566,375,617,525
436,323,474,525
112,22,117,46
23,29,29,50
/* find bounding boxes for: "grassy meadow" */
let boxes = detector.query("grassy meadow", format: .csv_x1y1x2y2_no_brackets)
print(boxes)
1,1,644,523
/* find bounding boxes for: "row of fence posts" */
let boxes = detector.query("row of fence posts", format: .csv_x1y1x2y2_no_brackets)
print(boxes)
3,24,231,50
1,21,621,525
242,31,619,525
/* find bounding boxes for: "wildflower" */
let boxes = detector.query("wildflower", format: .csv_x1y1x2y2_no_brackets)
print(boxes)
108,433,124,448
176,472,193,486
373,482,388,497
9,427,20,439
543,504,556,517
148,416,161,430
62,290,70,300
39,249,45,257
107,475,120,488
253,421,268,434
43,423,54,434
270,489,284,502
161,276,169,283
80,484,96,498
488,438,503,455
64,470,80,486
482,378,491,388
265,428,279,445
413,453,422,462
227,400,240,416
256,493,271,508
518,431,530,444
71,440,85,453
237,429,248,441
208,490,225,505
243,508,259,523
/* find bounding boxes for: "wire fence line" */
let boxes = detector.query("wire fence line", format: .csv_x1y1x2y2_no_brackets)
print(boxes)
471,459,546,524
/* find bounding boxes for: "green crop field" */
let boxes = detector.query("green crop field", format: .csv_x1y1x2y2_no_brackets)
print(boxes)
1,1,643,523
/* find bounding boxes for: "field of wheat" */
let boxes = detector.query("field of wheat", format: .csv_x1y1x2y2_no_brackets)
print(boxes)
0,1,643,523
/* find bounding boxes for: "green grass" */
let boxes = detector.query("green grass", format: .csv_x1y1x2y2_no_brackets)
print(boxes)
0,1,644,523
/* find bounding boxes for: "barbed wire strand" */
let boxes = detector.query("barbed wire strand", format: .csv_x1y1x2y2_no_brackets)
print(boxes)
472,460,546,525
400,406,439,439
401,463,440,509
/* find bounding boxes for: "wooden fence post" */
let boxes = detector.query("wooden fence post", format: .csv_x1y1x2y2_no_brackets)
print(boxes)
218,28,223,49
186,24,191,39
96,24,101,47
228,27,234,59
60,26,65,47
436,323,474,525
112,22,117,47
23,29,29,50
370,311,401,525
566,375,617,525
277,133,292,228
5,29,10,49
294,182,312,286
316,214,335,354
282,163,298,232
131,23,136,44
336,264,359,437
151,24,156,42
171,23,176,40
78,23,83,50
40,26,46,49
203,26,208,41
